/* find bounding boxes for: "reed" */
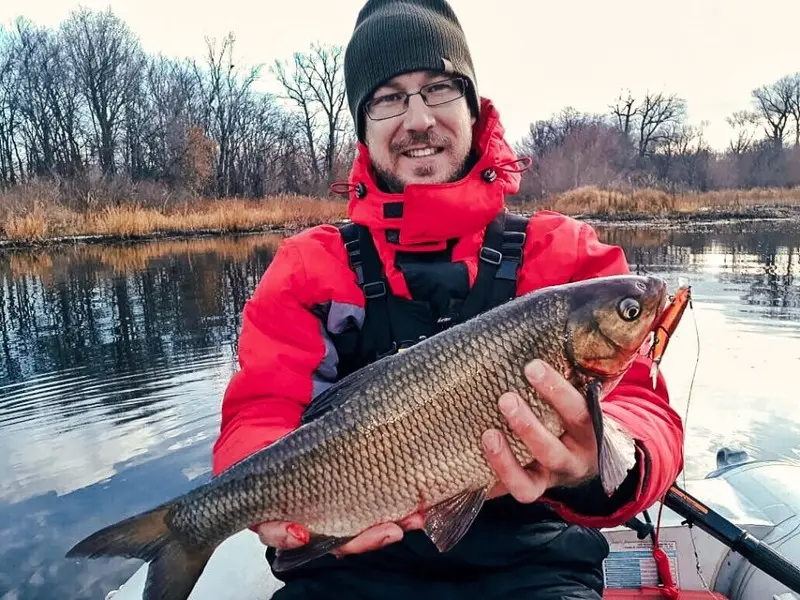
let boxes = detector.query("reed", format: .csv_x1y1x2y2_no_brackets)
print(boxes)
532,185,800,216
4,186,800,245
1,194,348,243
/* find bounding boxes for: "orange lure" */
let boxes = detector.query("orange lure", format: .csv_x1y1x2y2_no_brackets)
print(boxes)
648,284,692,388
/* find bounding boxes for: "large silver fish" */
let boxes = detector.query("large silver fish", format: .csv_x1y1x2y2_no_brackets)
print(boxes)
66,274,668,600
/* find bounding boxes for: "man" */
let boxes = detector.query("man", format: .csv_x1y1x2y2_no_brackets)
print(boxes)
211,0,684,597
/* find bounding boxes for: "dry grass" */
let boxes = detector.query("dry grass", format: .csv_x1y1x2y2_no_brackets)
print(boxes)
533,185,800,216
1,194,348,244
4,185,800,246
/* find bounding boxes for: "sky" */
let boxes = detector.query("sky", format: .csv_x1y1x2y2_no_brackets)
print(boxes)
3,0,800,151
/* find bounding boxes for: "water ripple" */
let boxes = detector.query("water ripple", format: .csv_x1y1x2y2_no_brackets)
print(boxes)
2,225,800,598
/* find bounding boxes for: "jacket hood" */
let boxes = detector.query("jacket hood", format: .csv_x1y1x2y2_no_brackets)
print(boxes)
337,97,528,252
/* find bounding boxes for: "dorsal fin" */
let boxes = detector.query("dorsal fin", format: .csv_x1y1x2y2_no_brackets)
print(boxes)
300,360,386,424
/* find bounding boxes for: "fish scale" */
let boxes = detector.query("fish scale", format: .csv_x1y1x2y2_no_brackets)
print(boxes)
65,274,668,600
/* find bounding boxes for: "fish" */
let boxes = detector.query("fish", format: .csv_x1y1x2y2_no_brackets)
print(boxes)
648,284,692,388
65,273,668,600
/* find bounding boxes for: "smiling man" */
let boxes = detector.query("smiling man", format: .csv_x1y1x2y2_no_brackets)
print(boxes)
211,0,684,598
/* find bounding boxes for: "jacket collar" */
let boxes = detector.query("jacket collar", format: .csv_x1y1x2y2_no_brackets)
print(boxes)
340,97,527,253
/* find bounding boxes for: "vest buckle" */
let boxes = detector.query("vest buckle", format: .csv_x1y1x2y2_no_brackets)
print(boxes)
480,247,502,265
363,281,386,299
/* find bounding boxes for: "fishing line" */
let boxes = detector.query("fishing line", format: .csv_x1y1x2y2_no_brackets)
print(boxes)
681,285,700,490
651,280,715,597
680,284,715,596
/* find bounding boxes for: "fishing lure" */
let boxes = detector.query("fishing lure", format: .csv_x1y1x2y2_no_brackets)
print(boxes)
648,283,692,388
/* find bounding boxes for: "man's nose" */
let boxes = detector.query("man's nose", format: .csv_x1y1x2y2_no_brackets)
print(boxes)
402,94,436,132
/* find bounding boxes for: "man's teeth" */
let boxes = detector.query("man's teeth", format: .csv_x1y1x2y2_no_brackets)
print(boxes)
405,147,437,158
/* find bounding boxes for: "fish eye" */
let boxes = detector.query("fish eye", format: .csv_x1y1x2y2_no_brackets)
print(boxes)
618,297,641,321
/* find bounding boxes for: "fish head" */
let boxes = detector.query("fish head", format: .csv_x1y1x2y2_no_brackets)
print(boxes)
566,275,667,379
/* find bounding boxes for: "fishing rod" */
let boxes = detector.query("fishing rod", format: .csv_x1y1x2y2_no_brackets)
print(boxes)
664,483,800,594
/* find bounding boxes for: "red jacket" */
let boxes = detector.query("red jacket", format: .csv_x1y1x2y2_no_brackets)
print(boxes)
212,97,684,528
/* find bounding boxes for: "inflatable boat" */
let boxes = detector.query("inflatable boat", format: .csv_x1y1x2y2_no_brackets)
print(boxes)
107,448,800,600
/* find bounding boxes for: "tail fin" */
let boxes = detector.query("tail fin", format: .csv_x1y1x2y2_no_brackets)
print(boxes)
66,504,215,600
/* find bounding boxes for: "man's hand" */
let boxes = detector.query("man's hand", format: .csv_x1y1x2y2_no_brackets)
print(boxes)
255,513,424,557
481,358,600,503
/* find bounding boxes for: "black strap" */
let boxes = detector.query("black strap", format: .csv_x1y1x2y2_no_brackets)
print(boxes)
489,212,528,307
459,212,528,321
340,223,396,359
458,212,506,321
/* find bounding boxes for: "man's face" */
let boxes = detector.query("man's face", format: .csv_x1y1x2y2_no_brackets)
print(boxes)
363,70,476,192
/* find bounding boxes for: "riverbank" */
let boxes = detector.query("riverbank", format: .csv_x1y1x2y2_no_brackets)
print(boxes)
0,194,349,249
537,185,800,222
3,185,800,249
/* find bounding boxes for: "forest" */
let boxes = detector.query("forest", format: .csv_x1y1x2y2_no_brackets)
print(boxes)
1,7,799,238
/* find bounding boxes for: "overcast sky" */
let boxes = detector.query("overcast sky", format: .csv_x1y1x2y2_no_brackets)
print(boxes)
3,0,800,150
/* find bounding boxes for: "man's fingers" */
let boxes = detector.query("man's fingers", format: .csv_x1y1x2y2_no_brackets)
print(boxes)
525,359,596,448
256,522,308,549
334,523,404,557
257,519,414,557
497,391,579,476
398,513,425,531
481,428,546,504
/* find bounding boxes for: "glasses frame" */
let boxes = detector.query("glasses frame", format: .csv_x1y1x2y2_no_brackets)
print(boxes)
364,76,468,121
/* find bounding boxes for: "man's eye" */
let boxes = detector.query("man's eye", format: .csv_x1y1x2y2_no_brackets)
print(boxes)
374,93,403,105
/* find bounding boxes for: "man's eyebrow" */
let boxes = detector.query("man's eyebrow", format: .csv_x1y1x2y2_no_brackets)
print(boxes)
374,75,447,97
373,82,404,95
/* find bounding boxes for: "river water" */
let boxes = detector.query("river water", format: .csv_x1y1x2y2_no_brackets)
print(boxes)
1,220,799,599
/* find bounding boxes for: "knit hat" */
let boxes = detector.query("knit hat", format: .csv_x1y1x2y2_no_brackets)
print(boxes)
344,0,480,142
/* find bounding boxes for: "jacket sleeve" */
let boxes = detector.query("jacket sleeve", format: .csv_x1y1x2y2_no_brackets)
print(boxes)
523,216,685,526
211,238,327,477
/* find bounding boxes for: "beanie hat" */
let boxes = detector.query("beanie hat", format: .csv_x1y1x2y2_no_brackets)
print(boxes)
344,0,480,142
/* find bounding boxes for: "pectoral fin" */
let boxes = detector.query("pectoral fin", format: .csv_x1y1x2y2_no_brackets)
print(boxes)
422,487,488,553
271,534,354,572
586,381,637,496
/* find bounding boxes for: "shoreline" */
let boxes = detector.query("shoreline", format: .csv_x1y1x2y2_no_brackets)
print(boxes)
0,223,303,251
2,205,797,252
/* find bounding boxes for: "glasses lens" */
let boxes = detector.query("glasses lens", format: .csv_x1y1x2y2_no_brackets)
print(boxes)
423,78,465,106
367,92,407,120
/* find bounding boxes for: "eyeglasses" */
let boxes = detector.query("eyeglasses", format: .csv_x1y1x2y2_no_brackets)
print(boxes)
364,77,468,121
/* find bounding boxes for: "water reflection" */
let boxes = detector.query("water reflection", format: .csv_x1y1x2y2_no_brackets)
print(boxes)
595,219,800,482
1,221,800,598
0,235,281,599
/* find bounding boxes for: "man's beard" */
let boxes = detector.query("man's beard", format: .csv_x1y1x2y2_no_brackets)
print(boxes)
372,131,476,193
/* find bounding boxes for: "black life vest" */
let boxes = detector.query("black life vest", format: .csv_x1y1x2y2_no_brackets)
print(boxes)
301,211,529,424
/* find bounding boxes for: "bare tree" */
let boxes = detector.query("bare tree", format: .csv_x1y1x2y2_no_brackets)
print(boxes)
11,18,86,180
272,42,350,191
786,73,800,147
60,7,145,175
726,110,759,155
517,107,607,158
610,90,636,138
0,24,21,185
634,91,687,158
751,75,795,148
191,34,262,196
